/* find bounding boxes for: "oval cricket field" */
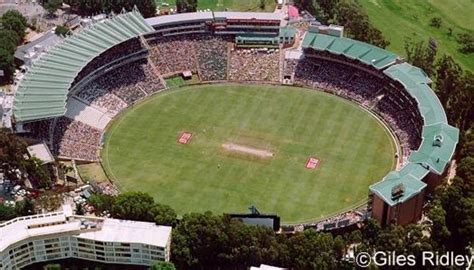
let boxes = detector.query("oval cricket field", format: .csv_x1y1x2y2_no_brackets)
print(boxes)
102,84,396,223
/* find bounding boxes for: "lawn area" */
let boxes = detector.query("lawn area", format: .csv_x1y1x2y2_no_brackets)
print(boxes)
359,0,474,71
165,75,199,88
102,84,395,223
77,163,109,183
156,0,276,12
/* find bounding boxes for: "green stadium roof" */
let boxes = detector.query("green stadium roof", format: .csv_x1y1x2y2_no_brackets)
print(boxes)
302,32,398,69
383,63,446,126
370,163,428,206
279,26,296,38
370,62,459,205
409,122,460,174
13,9,153,122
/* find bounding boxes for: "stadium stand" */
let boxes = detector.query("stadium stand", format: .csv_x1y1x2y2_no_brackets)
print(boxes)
52,117,102,161
194,35,231,81
13,11,459,227
148,35,199,76
13,9,154,122
229,48,280,82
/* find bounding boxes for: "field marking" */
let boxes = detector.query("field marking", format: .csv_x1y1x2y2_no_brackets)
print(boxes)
305,157,320,169
222,143,274,158
177,132,193,144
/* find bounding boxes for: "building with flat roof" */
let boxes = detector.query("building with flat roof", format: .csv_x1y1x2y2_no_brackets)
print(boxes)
250,264,287,270
27,142,55,164
0,206,172,269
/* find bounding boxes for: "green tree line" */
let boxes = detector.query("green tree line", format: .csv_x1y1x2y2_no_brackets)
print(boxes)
63,0,157,18
294,0,390,48
0,10,28,82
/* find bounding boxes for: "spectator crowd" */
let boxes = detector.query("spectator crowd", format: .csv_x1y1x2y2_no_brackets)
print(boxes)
72,38,144,87
194,35,230,81
229,48,280,82
52,117,102,161
148,35,198,76
287,53,423,159
24,32,425,173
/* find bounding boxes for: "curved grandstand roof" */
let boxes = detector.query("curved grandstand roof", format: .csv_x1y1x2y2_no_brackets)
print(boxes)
383,63,459,173
371,63,459,203
302,32,398,70
383,63,445,125
13,9,153,122
301,32,459,204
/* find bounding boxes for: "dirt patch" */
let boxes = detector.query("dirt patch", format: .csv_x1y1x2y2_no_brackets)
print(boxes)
222,143,274,158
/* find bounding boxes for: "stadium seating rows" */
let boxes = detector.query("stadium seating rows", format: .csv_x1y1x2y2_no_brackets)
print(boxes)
27,33,423,181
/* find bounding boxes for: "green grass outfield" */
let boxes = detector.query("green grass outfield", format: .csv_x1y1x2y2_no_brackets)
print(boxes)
102,84,396,223
359,0,474,71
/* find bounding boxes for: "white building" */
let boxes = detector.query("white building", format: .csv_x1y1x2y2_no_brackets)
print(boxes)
251,264,287,270
0,206,172,269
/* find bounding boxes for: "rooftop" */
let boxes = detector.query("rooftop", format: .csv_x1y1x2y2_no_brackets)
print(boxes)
13,10,154,122
302,32,398,69
0,211,83,252
250,265,287,270
14,31,63,63
0,206,172,253
78,219,171,247
214,11,282,21
370,163,429,206
409,122,460,174
27,142,55,164
145,12,214,27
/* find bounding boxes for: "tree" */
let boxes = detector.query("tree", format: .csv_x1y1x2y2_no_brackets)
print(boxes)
404,38,437,76
176,0,198,13
1,10,28,39
259,0,265,10
75,203,85,215
63,0,156,18
134,0,157,18
0,203,16,221
457,157,474,188
438,177,474,252
0,128,30,182
44,0,62,16
448,27,453,36
44,264,61,270
428,201,451,248
171,211,227,269
0,29,21,50
286,230,338,269
293,0,318,20
0,129,52,187
434,55,463,107
456,33,474,54
15,198,35,216
336,0,389,48
430,17,442,28
54,25,71,36
112,192,156,221
152,203,177,226
0,48,15,81
24,157,52,188
151,261,176,270
88,194,115,214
